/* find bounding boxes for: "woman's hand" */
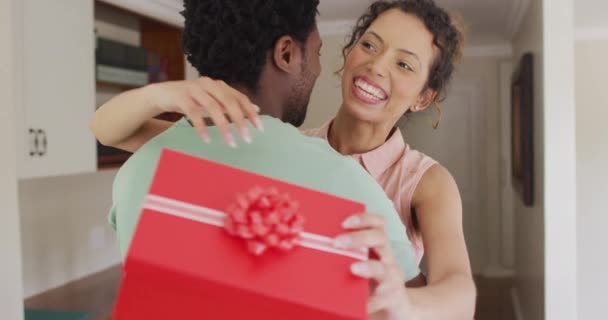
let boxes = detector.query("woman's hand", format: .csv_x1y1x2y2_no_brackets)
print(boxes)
143,76,263,146
334,213,417,320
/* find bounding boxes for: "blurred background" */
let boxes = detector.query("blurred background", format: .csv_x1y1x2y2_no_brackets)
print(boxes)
1,0,605,319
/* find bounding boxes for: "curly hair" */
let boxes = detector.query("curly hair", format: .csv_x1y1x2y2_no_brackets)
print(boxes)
181,0,320,93
342,0,465,104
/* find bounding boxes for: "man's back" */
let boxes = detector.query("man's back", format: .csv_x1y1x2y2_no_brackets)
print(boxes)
110,116,419,279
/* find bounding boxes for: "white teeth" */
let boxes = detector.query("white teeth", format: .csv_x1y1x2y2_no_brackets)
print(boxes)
354,78,387,100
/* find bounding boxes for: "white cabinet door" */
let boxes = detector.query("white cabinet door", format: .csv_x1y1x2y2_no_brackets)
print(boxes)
17,0,96,179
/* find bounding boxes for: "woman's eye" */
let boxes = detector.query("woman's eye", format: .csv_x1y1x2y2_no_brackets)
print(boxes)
398,61,413,71
361,41,374,50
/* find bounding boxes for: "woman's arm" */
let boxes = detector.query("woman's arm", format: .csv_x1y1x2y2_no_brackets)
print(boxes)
331,164,475,319
407,164,477,319
89,77,261,152
90,85,172,152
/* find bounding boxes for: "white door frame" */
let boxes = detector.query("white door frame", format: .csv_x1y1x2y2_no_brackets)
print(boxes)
0,0,25,319
499,60,515,270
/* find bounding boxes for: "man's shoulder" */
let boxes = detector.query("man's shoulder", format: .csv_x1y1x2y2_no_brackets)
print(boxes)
112,122,187,188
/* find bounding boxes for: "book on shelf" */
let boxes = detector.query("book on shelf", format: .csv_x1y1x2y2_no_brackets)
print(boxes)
95,37,151,87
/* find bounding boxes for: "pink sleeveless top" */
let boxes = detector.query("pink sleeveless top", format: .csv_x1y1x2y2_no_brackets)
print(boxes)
304,121,437,264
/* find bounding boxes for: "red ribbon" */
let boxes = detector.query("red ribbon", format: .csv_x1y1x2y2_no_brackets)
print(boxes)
224,187,305,255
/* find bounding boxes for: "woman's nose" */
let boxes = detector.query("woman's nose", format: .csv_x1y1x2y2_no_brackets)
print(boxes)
367,55,389,78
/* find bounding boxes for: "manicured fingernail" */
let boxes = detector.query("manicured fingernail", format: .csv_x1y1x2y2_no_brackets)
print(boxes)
333,235,352,249
351,262,370,277
240,126,252,144
252,117,264,132
224,132,237,148
342,216,362,229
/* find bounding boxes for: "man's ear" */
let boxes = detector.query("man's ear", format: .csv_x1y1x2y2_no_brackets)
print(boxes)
272,35,303,74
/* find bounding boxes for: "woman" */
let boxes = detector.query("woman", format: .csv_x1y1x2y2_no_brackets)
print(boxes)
91,0,475,318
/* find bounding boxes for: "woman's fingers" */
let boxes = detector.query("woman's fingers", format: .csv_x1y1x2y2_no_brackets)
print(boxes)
203,101,236,147
336,213,411,318
172,76,264,146
186,86,235,147
354,261,408,317
216,80,264,132
224,104,251,144
342,213,386,230
177,97,210,143
367,291,402,315
337,213,397,262
350,260,386,280
201,78,261,143
335,229,386,249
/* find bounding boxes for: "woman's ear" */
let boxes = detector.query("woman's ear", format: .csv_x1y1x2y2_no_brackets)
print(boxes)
272,35,303,74
408,89,438,113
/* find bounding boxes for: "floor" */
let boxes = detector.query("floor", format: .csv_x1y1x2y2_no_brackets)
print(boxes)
474,276,516,320
24,266,515,320
24,266,121,320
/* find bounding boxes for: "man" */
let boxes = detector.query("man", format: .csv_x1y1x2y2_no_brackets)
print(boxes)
102,0,420,283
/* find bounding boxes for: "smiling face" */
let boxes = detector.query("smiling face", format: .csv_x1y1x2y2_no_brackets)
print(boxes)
341,8,438,125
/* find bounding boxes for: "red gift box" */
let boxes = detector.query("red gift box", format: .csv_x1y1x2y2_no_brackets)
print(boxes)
113,149,369,320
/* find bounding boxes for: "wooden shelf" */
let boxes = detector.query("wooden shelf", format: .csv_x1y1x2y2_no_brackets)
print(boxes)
96,81,141,91
95,1,185,171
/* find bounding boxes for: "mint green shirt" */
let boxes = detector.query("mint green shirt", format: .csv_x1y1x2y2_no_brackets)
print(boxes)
110,116,420,279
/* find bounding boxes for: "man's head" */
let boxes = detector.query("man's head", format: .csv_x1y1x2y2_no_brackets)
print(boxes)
181,0,322,127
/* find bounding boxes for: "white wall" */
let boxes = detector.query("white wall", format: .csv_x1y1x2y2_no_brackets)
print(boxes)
575,39,608,320
542,0,577,319
0,0,25,318
510,0,546,318
510,0,578,319
19,171,120,297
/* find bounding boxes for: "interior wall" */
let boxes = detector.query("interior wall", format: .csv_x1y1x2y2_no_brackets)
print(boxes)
510,0,546,318
542,0,577,318
509,0,578,319
0,0,25,318
575,39,608,320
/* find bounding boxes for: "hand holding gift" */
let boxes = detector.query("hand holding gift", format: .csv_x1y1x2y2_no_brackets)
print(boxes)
336,213,416,320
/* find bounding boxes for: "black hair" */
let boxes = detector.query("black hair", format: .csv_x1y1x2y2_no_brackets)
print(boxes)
181,0,320,92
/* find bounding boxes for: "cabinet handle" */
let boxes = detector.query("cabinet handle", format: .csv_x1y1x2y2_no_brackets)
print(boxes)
37,129,47,156
29,128,37,156
42,130,48,156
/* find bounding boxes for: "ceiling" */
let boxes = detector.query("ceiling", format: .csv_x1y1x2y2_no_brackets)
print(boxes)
162,0,608,40
318,0,531,42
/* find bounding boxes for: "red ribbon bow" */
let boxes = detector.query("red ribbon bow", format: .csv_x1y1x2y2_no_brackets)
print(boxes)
224,187,305,255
